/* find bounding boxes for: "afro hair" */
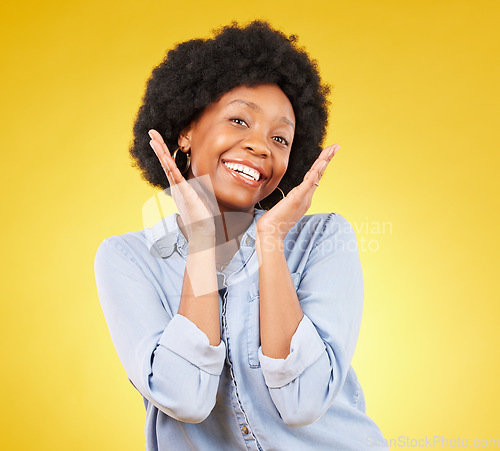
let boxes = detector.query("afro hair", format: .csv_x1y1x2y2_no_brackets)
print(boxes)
129,20,331,210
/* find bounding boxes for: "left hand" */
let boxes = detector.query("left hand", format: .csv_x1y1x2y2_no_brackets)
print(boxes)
256,144,340,240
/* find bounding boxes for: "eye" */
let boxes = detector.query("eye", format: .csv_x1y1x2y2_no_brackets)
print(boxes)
273,136,289,146
231,118,248,127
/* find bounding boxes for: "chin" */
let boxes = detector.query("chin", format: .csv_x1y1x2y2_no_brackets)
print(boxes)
216,197,257,214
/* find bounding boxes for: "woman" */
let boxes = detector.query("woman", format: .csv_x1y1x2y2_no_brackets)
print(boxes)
95,21,387,450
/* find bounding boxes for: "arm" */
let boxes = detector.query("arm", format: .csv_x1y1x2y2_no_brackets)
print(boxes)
255,143,339,360
178,237,220,346
149,128,221,346
94,129,224,422
256,215,364,427
256,232,303,359
94,237,225,423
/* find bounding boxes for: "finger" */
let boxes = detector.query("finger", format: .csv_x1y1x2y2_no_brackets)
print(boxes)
283,182,315,213
299,162,327,195
149,139,176,184
304,157,329,182
315,144,338,168
306,144,340,181
151,140,189,189
148,129,168,147
147,130,186,185
149,138,201,208
148,129,174,163
148,129,177,173
272,145,340,214
303,147,331,178
148,129,173,158
290,165,323,198
148,132,214,228
323,144,340,162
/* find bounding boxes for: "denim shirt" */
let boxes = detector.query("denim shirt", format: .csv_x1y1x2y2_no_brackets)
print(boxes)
94,208,387,450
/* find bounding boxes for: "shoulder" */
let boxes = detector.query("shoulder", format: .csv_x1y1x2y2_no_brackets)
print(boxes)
94,224,172,280
95,212,180,263
95,229,149,265
94,213,183,282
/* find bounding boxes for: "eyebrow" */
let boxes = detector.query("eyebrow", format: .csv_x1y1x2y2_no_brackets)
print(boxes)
226,99,295,130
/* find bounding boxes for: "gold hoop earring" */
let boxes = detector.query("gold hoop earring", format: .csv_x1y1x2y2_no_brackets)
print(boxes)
257,186,285,210
172,148,191,174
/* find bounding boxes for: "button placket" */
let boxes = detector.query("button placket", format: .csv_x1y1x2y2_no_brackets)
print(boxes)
222,269,260,450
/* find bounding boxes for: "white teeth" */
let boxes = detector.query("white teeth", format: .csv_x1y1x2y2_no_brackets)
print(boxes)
239,172,256,181
223,162,261,181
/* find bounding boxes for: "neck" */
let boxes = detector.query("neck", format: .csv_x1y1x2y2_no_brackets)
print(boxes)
214,208,254,247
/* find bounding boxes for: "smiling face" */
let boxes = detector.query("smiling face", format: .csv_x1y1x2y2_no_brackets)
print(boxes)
178,84,295,214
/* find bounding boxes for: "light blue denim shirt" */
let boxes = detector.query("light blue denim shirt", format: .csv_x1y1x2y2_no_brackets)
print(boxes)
94,208,387,450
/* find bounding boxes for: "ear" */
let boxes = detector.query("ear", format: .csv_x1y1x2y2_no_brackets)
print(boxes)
177,124,193,152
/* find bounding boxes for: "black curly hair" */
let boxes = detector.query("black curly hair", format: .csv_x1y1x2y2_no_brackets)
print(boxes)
129,20,330,210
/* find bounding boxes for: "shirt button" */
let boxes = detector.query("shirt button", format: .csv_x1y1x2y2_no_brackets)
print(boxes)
245,236,252,245
241,426,249,435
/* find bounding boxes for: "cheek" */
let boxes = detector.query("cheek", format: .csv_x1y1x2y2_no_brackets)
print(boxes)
191,131,234,167
275,155,290,178
185,150,207,180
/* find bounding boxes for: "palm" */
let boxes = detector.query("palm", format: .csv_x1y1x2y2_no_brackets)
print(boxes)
257,144,339,239
148,129,216,239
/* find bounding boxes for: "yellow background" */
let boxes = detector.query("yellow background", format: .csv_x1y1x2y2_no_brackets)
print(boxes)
1,0,499,449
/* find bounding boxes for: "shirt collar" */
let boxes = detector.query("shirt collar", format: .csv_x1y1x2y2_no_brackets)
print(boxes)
150,208,266,259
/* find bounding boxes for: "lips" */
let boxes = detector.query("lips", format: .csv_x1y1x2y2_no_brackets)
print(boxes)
221,159,267,187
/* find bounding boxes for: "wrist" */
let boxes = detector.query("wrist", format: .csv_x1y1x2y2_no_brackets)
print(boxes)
256,232,284,254
256,220,290,242
188,236,216,255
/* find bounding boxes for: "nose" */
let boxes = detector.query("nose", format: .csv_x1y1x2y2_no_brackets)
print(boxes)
242,132,270,157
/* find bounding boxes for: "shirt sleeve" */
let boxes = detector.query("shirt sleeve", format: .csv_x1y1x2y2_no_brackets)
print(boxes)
257,214,364,427
94,237,226,423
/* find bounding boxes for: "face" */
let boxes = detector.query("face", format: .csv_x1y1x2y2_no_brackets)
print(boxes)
178,84,295,214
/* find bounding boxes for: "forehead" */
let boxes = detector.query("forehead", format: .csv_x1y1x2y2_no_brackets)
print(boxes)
215,84,295,123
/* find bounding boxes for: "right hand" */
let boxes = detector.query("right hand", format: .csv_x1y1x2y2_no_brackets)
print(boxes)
148,129,216,244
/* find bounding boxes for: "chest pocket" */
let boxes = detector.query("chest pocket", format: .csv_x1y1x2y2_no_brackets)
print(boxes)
247,272,302,368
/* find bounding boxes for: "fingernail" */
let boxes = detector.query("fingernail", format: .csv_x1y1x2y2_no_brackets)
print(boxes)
149,140,156,152
148,130,154,139
333,145,340,156
328,146,336,158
